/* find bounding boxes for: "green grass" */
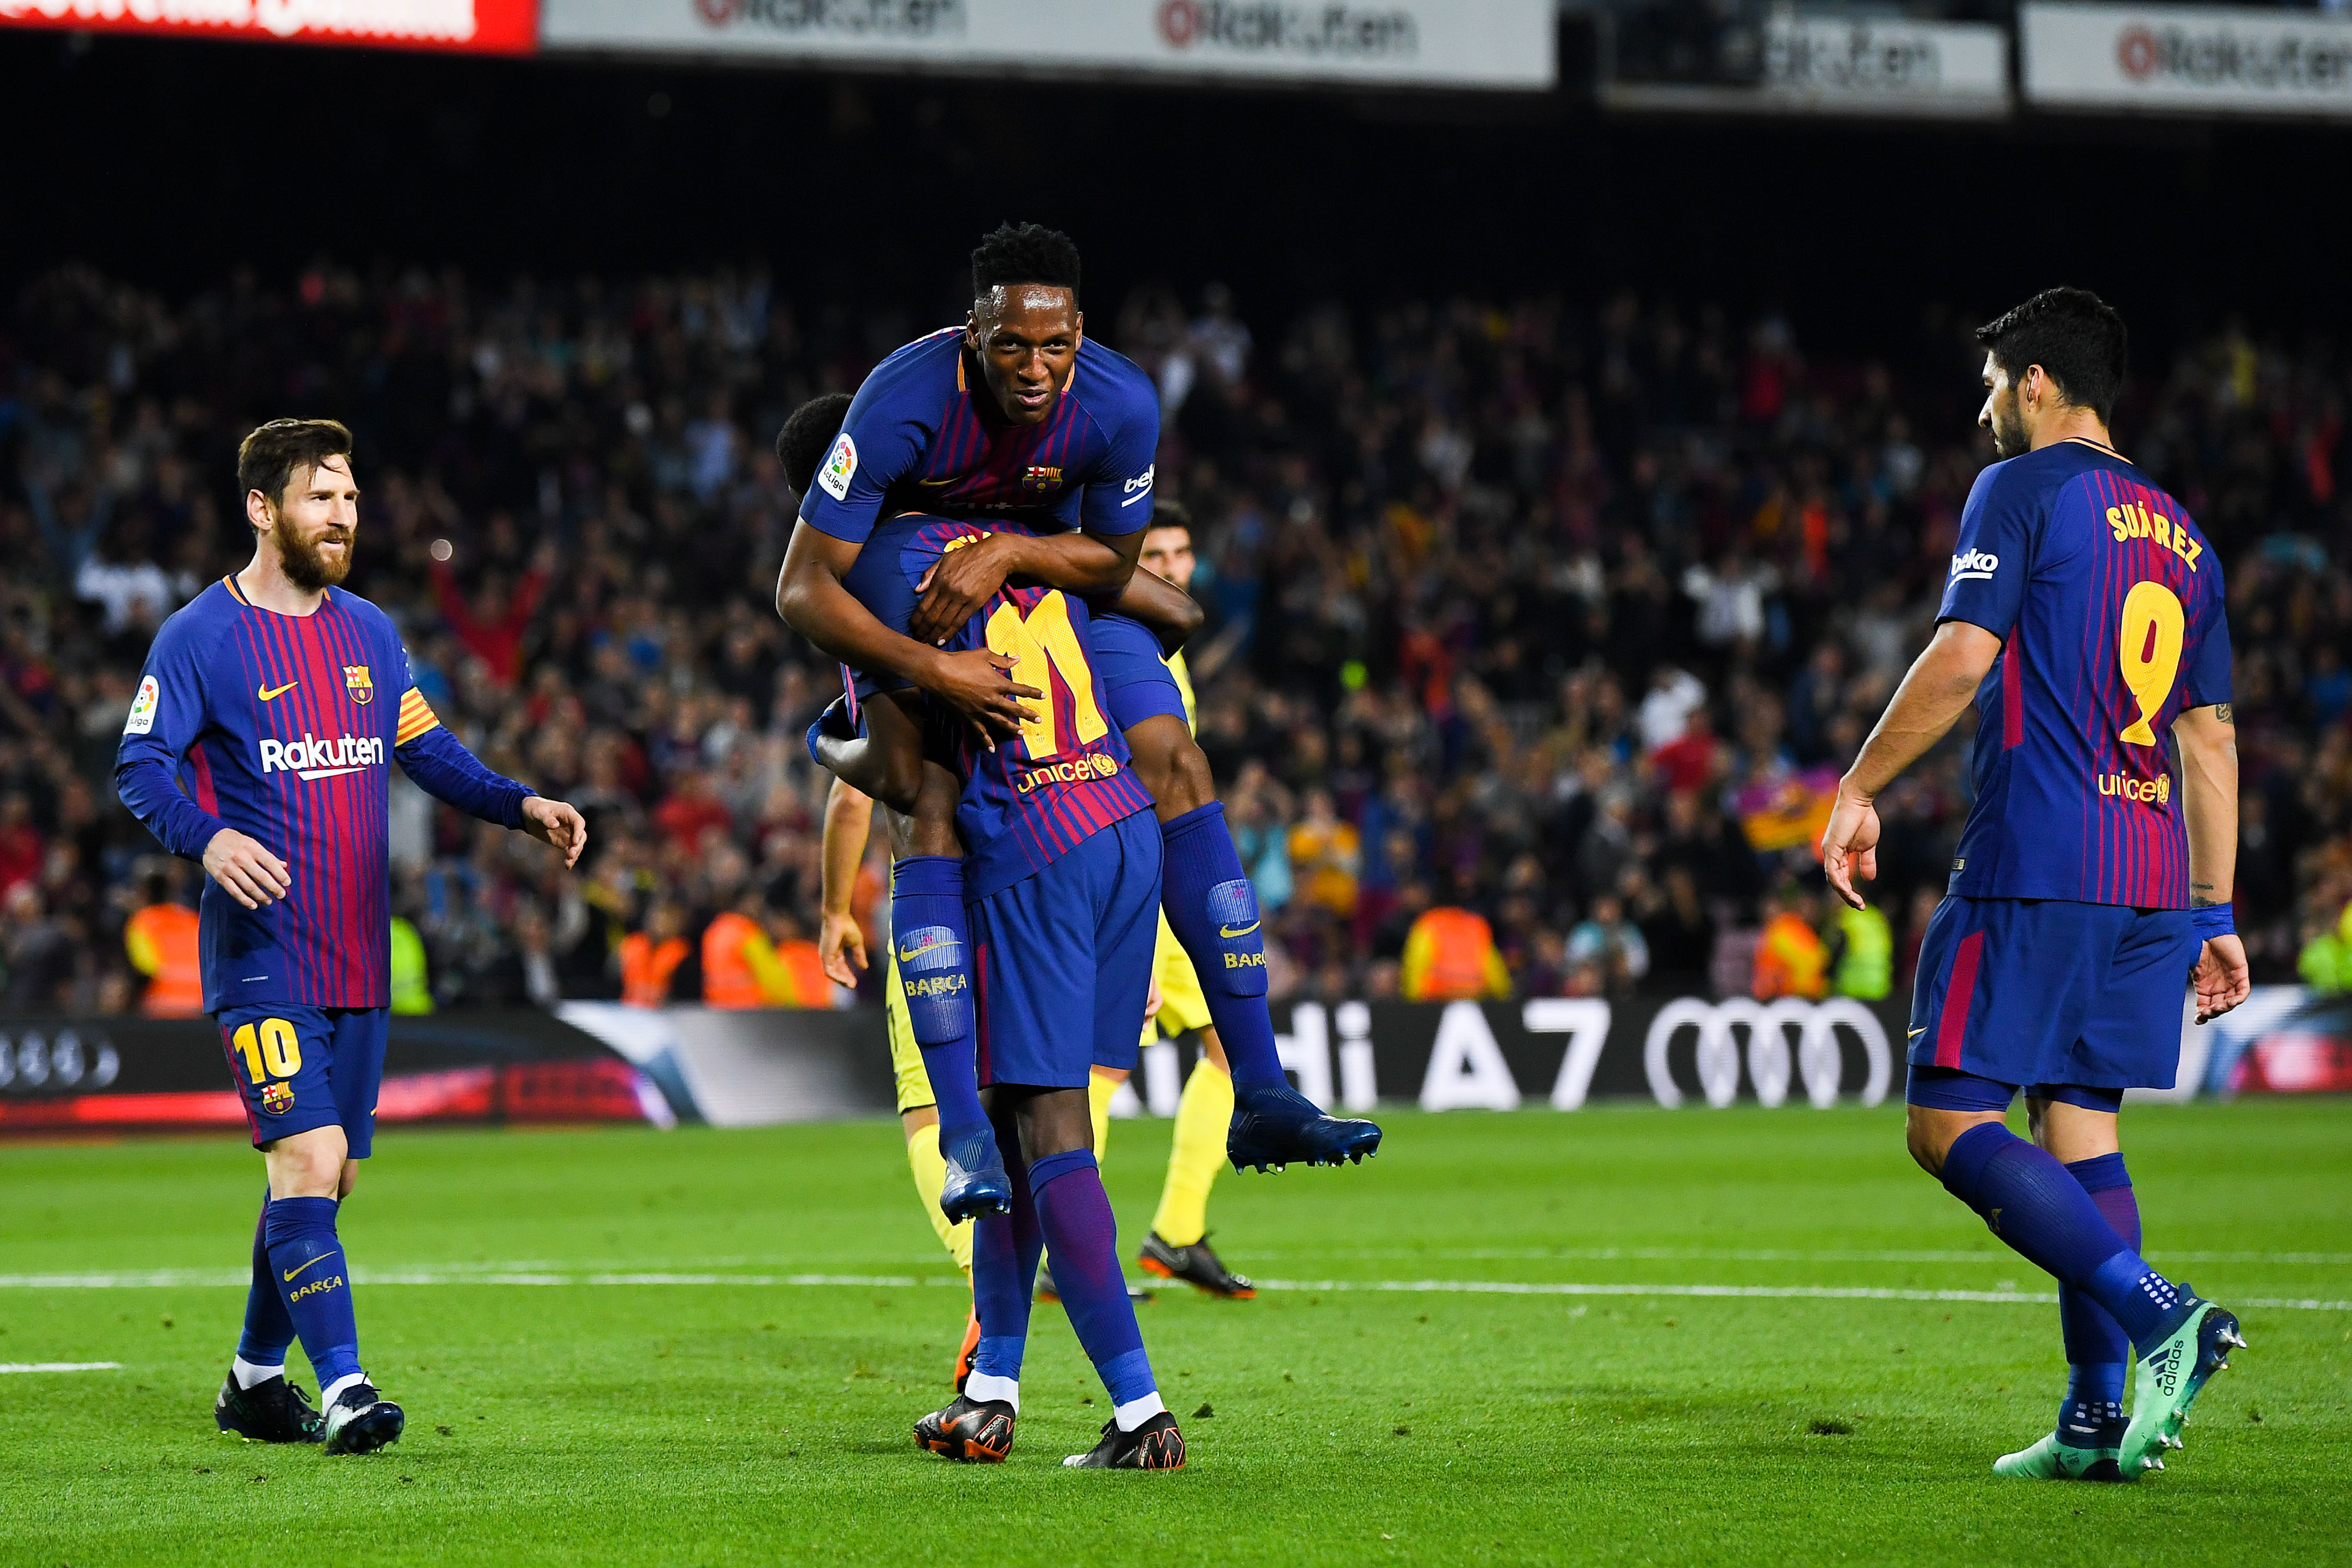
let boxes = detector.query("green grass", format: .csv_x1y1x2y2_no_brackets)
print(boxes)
3,1100,2348,1566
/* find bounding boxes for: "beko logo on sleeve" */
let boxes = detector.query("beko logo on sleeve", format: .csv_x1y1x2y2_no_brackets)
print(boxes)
1949,549,1999,582
1121,464,1156,507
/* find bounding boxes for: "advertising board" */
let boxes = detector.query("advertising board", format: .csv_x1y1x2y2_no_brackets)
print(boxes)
2023,3,2352,116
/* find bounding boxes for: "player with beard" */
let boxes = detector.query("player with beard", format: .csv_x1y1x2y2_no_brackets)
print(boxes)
116,419,587,1456
1820,289,2249,1481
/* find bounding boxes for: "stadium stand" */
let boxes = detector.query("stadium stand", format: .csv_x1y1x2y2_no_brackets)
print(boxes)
1,264,2345,1011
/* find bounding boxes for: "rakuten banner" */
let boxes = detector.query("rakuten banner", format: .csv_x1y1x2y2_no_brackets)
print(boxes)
1760,16,2009,115
0,0,535,54
2022,3,2352,116
540,0,1555,89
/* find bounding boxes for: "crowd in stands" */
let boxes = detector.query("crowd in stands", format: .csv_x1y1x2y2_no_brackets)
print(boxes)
1,262,2346,1015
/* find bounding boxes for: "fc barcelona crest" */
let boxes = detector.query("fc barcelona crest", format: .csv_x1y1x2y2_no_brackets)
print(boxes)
343,665,375,705
261,1081,295,1115
1022,465,1063,492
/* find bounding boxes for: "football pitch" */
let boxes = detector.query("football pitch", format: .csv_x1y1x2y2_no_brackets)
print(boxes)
3,1101,2346,1566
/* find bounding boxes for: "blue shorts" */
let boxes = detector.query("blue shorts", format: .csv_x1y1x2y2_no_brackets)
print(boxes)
1090,611,1190,732
1905,896,2196,1099
970,809,1163,1089
1905,1066,2126,1115
215,1005,390,1157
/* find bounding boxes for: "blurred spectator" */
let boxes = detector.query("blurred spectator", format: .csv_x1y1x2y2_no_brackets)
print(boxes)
390,914,434,1015
121,873,202,1017
1826,898,1893,1001
1401,904,1511,1001
1566,892,1651,998
1,264,2344,1009
1753,882,1830,1000
702,887,827,1009
620,902,694,1008
2299,903,2352,996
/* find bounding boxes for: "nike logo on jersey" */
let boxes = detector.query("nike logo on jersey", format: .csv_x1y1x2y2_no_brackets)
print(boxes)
282,1253,332,1283
917,476,956,487
258,681,299,701
1908,1027,1927,1039
1220,921,1261,939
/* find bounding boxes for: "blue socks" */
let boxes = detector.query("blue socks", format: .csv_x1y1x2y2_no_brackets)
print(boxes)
264,1196,361,1388
892,856,986,1139
236,1187,295,1371
1030,1150,1157,1409
1157,803,1285,1091
2057,1153,2138,1443
1940,1125,2181,1352
970,1125,1043,1394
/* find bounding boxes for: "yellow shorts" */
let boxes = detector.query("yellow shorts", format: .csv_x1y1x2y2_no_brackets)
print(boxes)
884,952,934,1114
1145,907,1212,1043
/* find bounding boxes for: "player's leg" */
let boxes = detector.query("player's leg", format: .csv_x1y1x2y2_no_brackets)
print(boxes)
1042,809,1182,1468
1139,916,1253,1297
1988,1091,2134,1479
1095,629,1377,1170
1905,898,2236,1479
881,742,1008,1221
216,1177,322,1443
920,1083,1033,1463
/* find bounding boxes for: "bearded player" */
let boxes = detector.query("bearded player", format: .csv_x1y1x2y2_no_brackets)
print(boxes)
1819,288,2248,1483
116,420,586,1456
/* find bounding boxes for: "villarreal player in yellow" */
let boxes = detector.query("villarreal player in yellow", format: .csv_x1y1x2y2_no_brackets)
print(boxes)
814,504,1252,1387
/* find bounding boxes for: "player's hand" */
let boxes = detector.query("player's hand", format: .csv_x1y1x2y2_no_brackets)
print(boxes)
910,534,1016,645
1819,783,1882,910
521,797,589,869
202,828,290,910
924,648,1042,752
2191,933,2251,1024
819,909,868,988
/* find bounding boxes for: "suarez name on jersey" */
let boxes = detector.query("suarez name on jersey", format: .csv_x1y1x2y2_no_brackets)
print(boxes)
1938,439,2233,909
797,328,1159,546
114,576,536,1012
845,515,1155,902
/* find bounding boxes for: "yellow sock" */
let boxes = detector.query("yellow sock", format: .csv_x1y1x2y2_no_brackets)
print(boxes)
1088,1070,1118,1167
905,1121,973,1272
1151,1059,1231,1247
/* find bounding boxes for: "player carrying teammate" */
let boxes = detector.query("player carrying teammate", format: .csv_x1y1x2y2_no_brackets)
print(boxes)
114,420,587,1456
775,225,1378,1217
1819,289,2250,1482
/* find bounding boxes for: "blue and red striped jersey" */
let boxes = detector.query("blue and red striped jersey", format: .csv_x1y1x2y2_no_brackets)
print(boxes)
1940,439,2233,909
114,576,535,1012
845,516,1155,901
798,328,1158,545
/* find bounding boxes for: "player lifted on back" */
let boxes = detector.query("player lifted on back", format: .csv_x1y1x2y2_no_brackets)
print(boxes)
115,420,587,1456
1819,289,2250,1482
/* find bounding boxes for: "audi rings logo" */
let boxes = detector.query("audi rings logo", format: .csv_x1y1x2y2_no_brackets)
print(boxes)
0,1029,122,1094
2118,26,2161,80
1643,998,1890,1110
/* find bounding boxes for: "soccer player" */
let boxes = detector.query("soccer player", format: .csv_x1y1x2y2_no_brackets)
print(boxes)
1819,289,2250,1482
115,420,587,1456
774,224,1380,1209
805,511,1185,1468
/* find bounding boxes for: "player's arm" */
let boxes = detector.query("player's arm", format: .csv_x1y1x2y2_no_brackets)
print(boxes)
2175,700,2250,1022
1110,561,1205,656
820,777,874,988
392,681,586,868
1820,619,2002,910
113,625,289,910
778,523,1040,748
907,526,1144,645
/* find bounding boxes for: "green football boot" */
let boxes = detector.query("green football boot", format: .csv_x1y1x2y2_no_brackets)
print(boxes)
1993,1432,2124,1482
2119,1286,2245,1479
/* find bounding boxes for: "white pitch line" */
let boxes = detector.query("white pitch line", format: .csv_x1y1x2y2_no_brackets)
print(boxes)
1,1270,2344,1311
0,1362,121,1374
1264,1246,2352,1267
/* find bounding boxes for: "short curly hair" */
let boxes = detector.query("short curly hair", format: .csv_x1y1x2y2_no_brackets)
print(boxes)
237,418,353,511
1975,287,2127,423
775,393,852,496
972,222,1080,307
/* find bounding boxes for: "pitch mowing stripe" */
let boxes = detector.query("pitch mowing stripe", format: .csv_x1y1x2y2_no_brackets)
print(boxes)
1,1270,2345,1311
0,1362,120,1374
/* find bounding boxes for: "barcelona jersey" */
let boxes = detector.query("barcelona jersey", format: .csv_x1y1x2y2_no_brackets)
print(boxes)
843,516,1156,902
114,577,535,1012
798,328,1158,545
1939,439,2233,909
